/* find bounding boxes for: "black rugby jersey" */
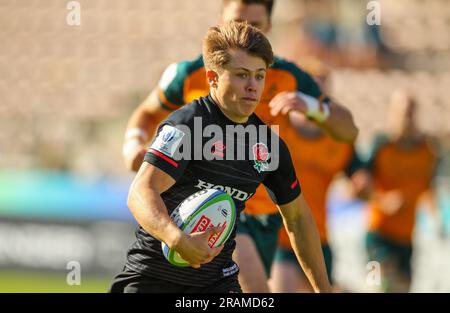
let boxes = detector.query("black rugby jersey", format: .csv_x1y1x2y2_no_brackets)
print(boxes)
125,94,301,287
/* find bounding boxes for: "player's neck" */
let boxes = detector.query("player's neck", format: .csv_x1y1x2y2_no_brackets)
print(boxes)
391,129,423,148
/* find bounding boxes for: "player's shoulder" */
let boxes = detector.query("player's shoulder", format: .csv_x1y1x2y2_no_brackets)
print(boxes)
372,133,390,148
420,133,438,145
176,54,205,75
159,55,204,89
419,133,440,156
271,56,319,94
163,96,206,126
366,133,391,161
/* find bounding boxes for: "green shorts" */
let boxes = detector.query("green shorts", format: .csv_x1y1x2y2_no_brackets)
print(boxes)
365,232,412,277
274,244,334,283
236,212,282,277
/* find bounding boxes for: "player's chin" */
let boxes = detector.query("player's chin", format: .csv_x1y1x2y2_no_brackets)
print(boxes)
239,100,258,115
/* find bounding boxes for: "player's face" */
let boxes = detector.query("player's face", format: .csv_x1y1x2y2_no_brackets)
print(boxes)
211,49,267,123
221,2,271,33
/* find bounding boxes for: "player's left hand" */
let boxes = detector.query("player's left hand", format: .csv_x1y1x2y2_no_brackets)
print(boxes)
269,91,307,116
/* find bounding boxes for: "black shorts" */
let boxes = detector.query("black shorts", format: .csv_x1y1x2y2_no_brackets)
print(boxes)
236,212,282,276
274,244,334,284
109,267,242,293
365,232,413,277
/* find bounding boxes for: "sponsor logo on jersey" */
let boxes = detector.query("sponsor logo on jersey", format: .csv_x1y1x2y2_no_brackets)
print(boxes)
194,179,253,202
222,263,239,277
211,141,226,157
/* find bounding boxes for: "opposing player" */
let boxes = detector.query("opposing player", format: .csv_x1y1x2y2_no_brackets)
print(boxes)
122,0,358,292
268,59,364,292
111,21,331,293
362,90,440,292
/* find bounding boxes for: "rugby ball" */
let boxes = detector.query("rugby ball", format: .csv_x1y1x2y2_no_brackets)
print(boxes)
162,189,236,267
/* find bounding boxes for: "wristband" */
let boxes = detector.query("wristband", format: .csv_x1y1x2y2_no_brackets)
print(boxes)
296,92,330,123
125,127,148,141
122,138,143,157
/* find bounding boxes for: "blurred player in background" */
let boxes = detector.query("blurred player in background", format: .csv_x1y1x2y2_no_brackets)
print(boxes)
122,0,358,292
268,59,364,292
362,90,440,292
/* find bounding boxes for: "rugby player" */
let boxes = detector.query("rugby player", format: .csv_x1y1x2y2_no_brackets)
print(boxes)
122,0,358,292
111,21,331,293
269,59,364,292
362,90,440,292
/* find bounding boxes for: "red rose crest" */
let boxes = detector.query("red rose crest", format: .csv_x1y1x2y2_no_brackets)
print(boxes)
252,143,269,172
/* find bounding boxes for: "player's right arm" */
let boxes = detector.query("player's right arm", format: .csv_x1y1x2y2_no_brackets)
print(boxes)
127,162,223,268
127,162,181,249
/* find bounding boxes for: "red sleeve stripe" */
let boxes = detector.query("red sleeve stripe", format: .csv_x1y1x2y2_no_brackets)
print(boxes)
290,179,298,189
149,149,179,168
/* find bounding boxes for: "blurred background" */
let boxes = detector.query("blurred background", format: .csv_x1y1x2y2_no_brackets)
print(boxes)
0,0,449,292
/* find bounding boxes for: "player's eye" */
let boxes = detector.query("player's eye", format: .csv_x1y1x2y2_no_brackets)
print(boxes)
237,73,248,78
256,74,265,80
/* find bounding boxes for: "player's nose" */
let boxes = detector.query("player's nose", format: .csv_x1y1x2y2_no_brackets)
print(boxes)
246,77,257,93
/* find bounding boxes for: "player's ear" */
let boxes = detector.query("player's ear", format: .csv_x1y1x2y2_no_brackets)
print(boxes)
206,70,219,89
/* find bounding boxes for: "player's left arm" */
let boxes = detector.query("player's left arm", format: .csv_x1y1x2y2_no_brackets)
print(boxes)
277,194,332,292
263,138,332,292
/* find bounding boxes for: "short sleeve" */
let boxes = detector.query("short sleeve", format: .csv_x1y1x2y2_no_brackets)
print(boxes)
157,62,190,111
144,121,191,181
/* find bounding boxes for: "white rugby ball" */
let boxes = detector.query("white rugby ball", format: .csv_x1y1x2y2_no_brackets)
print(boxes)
162,189,236,267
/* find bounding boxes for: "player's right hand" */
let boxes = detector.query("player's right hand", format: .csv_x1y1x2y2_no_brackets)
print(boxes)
123,144,147,172
175,226,225,269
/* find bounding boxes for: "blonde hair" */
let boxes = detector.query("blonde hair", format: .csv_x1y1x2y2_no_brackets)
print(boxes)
202,20,274,71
